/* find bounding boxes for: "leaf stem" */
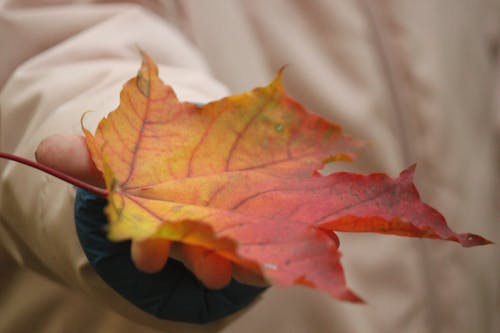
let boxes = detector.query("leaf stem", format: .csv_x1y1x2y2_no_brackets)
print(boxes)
0,151,109,197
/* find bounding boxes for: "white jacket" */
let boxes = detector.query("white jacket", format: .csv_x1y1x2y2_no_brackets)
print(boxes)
1,1,499,332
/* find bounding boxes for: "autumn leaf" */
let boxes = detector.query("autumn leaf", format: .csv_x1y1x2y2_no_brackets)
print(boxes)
83,52,491,302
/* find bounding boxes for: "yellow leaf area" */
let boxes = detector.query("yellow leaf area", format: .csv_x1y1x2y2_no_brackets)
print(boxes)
84,52,362,301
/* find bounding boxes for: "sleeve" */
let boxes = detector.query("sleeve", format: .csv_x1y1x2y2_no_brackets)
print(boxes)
75,188,265,324
0,2,262,331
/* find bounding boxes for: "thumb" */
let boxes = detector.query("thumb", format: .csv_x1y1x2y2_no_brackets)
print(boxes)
36,134,104,187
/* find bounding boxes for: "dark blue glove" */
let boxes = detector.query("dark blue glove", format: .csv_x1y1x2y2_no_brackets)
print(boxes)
74,188,266,324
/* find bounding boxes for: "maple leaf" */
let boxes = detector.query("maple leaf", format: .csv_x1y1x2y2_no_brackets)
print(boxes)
83,52,491,302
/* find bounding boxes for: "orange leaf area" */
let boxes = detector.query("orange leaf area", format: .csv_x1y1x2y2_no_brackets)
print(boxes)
84,52,491,301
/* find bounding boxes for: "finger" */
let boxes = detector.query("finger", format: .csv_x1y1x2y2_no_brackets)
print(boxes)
181,244,232,289
233,265,269,287
131,238,171,274
35,134,104,187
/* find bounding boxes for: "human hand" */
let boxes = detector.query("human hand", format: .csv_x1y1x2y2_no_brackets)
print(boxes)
35,135,267,288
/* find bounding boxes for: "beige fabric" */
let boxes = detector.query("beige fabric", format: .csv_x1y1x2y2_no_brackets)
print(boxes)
1,1,499,332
